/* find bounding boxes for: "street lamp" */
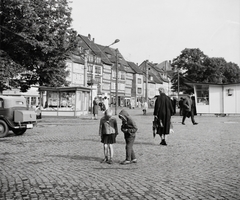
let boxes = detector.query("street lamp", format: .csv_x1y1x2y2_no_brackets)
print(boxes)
115,48,119,115
104,39,120,115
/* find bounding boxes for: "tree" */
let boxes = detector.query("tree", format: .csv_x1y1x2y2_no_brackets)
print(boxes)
171,48,240,94
0,0,77,92
171,48,208,94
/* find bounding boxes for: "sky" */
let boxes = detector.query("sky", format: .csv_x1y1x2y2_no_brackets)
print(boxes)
69,0,240,66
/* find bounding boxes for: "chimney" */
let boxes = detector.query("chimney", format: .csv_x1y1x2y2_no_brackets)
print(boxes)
88,34,91,40
92,38,95,43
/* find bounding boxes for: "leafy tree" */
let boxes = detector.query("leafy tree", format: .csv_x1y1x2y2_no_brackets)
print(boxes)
221,61,240,83
171,48,240,94
171,48,208,94
0,0,77,92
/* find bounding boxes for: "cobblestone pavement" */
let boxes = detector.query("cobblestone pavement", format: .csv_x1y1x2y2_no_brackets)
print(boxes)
0,108,240,200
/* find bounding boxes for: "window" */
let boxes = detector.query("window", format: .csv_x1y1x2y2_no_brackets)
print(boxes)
87,75,92,83
137,78,141,84
95,66,101,74
121,72,125,80
88,65,93,73
106,53,111,59
137,88,142,94
95,76,101,84
196,85,209,105
88,55,94,63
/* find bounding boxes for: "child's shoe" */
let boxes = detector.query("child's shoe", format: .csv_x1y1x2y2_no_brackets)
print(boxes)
120,160,131,165
100,158,108,163
131,159,137,163
107,159,113,164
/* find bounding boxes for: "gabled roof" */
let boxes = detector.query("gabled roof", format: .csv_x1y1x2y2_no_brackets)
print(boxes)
95,44,114,65
145,61,169,83
143,72,162,84
124,65,135,73
78,35,112,65
155,60,172,71
68,54,84,65
127,61,143,74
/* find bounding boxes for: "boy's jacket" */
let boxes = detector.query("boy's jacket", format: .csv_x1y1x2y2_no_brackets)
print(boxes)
119,109,138,136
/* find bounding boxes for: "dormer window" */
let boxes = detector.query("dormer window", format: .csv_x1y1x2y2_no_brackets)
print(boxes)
106,53,111,59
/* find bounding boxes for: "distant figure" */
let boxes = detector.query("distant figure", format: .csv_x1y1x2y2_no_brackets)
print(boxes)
93,97,99,120
103,96,109,111
178,97,184,116
99,109,118,164
171,97,177,115
182,95,198,125
191,96,197,116
142,100,148,115
153,87,174,145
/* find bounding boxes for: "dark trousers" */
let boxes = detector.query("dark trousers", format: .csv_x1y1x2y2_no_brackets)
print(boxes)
124,136,136,161
182,111,195,124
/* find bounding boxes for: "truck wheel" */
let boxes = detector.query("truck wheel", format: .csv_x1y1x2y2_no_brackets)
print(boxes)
0,120,9,138
13,128,27,136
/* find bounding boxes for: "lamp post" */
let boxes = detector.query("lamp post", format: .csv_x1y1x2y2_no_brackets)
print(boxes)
115,49,119,115
177,69,180,101
145,60,149,102
104,39,120,115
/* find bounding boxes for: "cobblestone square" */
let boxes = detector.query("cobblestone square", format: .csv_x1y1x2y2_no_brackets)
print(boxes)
0,108,239,200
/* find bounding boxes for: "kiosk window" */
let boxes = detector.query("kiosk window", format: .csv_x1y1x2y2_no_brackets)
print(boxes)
196,85,209,105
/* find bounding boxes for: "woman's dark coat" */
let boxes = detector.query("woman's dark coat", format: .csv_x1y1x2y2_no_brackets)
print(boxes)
93,100,98,115
153,93,174,135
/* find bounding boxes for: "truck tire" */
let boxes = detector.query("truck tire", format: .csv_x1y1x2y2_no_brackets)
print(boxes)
0,120,9,138
13,128,27,136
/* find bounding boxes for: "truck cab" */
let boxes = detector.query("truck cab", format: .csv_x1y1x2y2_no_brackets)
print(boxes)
0,95,37,138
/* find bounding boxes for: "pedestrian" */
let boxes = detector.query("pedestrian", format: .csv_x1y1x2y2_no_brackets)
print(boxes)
182,95,198,125
171,97,177,115
99,101,106,112
142,100,148,115
153,87,174,145
92,97,99,119
118,109,138,165
103,96,109,111
178,97,184,116
99,109,118,164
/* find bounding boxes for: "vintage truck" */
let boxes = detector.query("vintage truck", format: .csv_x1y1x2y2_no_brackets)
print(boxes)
0,95,37,138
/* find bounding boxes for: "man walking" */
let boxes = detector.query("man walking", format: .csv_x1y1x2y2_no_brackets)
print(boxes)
182,95,198,125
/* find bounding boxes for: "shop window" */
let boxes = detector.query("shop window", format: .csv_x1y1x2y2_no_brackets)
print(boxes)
196,85,209,105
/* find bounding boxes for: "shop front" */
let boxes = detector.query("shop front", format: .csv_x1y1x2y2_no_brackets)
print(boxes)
38,86,91,117
188,82,240,115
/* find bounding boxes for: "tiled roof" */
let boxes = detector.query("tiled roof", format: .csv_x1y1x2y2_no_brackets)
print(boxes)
155,61,172,71
78,35,112,65
127,61,143,74
68,54,84,64
146,62,169,83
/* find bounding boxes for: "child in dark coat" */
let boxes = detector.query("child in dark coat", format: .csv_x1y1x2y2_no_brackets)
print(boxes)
118,109,138,165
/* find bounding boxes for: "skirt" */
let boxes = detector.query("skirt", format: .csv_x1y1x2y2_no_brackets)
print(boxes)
101,134,116,144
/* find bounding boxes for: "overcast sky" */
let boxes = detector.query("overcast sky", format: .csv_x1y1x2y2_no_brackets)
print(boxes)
70,0,240,66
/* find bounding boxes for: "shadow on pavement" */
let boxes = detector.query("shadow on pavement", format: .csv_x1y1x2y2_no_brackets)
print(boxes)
47,154,101,162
